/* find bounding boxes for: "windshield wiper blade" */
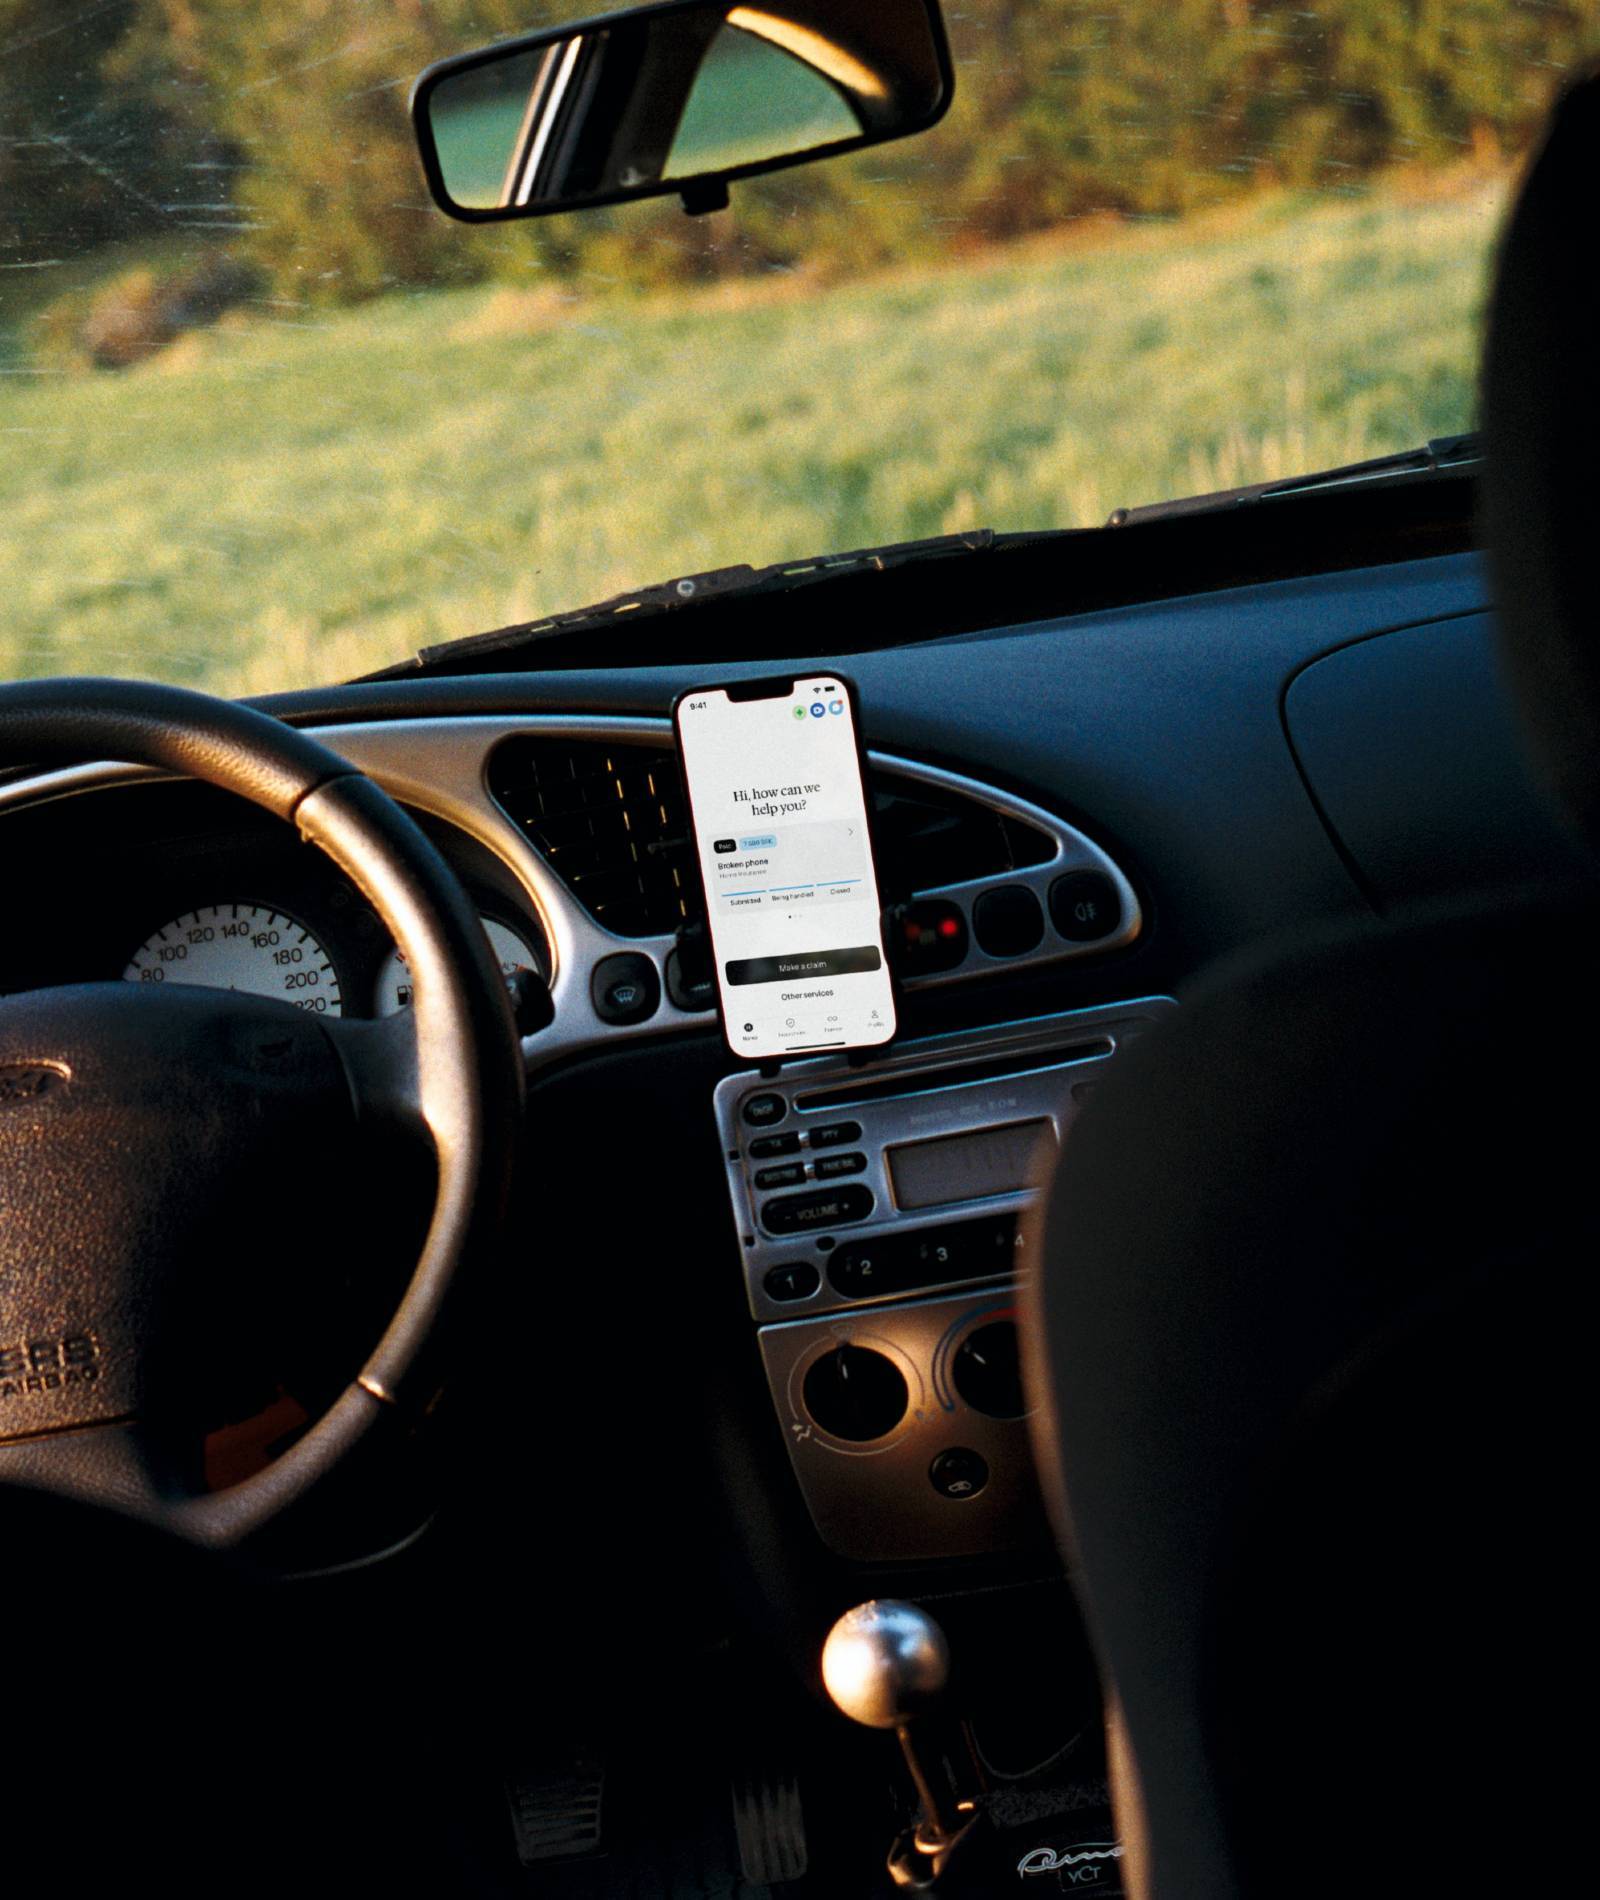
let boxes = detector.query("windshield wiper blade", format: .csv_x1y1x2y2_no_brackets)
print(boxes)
363,526,1028,678
1105,432,1481,527
362,435,1480,682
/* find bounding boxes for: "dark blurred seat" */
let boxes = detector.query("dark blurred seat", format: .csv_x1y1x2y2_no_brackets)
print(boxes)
1025,61,1600,1900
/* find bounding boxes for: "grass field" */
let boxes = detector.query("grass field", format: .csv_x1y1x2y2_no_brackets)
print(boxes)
0,177,1505,697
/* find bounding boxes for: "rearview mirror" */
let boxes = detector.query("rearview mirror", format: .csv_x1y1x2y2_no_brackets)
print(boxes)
412,0,952,221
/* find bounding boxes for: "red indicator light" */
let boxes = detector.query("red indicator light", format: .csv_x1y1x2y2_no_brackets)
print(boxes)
938,917,960,938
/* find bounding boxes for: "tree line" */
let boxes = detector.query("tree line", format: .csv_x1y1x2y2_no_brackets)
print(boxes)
2,0,1592,308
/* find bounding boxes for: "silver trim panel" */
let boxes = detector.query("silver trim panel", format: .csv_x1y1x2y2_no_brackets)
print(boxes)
0,715,1143,1068
731,999,1175,1560
715,999,1175,1323
758,1285,1046,1563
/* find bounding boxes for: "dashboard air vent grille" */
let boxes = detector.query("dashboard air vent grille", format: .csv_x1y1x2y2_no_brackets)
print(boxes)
487,739,696,938
487,736,1055,939
871,779,1053,891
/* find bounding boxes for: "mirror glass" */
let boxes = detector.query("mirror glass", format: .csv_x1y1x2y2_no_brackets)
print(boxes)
419,0,948,218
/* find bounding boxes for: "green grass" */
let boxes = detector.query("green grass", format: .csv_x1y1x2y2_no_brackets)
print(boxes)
0,178,1505,697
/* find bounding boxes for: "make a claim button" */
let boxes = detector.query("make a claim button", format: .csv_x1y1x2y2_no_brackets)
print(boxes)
725,945,882,986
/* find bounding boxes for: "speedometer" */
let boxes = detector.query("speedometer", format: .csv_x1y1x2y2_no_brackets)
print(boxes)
123,904,343,1016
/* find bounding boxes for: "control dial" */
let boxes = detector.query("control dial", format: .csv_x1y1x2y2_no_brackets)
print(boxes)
803,1345,908,1443
950,1319,1027,1419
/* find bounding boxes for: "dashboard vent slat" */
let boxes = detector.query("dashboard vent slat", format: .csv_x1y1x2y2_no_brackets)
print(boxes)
487,737,1053,940
487,739,697,938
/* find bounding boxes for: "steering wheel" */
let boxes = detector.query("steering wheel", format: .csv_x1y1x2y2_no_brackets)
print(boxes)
0,679,524,1545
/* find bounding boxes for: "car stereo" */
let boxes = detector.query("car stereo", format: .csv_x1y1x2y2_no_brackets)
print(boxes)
712,997,1176,1561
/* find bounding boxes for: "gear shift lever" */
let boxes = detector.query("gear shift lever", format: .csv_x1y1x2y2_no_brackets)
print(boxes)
823,1601,982,1890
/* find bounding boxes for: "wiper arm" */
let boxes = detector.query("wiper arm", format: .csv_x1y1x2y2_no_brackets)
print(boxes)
363,526,1024,679
360,435,1479,682
1105,432,1481,526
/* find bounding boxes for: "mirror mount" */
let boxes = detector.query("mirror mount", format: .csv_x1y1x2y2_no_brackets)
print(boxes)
680,176,731,217
412,0,952,226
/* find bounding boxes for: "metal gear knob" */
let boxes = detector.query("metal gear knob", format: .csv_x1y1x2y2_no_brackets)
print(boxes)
822,1599,951,1730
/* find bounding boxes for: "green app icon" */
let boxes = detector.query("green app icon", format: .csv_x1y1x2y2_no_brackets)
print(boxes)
792,705,806,719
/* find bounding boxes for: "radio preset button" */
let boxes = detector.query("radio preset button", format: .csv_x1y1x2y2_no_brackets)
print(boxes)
911,1232,961,1279
747,1131,801,1158
915,1215,1020,1282
808,1120,862,1149
763,1261,821,1302
827,1216,1020,1299
828,1238,907,1298
978,1214,1026,1268
761,1185,874,1235
742,1092,787,1127
754,1161,806,1189
814,1151,867,1179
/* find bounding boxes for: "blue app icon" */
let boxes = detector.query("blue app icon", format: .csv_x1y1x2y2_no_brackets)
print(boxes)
809,702,826,717
828,699,844,714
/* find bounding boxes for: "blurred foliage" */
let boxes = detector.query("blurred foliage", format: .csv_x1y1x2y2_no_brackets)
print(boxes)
2,0,1594,307
0,0,198,253
31,251,260,368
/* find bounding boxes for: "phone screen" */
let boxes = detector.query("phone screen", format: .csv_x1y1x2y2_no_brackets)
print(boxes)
676,676,896,1059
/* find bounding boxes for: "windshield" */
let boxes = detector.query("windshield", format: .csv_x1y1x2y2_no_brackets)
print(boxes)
2,2,1591,696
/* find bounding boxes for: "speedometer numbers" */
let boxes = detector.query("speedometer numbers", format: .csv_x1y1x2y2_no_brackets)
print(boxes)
123,903,541,1019
123,904,343,1016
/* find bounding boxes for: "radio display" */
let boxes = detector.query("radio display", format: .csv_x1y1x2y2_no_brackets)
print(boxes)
886,1119,1056,1212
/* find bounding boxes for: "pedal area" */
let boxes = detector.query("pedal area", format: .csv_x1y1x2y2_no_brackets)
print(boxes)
481,1622,1122,1899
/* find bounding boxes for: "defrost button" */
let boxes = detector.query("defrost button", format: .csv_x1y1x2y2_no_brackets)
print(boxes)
591,952,660,1025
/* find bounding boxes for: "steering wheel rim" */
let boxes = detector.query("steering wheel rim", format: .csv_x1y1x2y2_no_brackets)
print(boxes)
0,677,524,1545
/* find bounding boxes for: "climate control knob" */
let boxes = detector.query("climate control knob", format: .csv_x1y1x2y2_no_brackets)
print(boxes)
803,1345,909,1443
951,1319,1027,1419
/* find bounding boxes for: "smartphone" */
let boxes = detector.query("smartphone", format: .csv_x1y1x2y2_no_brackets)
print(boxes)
675,674,896,1060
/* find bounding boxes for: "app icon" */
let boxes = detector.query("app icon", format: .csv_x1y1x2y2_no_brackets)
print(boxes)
792,705,806,720
828,699,844,714
809,702,826,718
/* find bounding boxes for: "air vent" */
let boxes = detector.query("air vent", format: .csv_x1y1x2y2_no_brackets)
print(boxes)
487,739,696,938
871,778,1053,893
487,736,1055,939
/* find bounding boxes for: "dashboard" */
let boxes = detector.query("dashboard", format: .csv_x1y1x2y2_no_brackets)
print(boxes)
0,542,1576,1591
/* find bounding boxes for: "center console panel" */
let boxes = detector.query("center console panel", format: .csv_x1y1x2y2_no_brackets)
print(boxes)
713,998,1175,1561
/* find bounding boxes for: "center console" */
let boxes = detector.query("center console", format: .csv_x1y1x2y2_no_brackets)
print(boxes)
712,997,1175,1561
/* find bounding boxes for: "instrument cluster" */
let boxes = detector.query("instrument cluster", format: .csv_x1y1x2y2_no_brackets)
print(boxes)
0,778,549,1020
121,899,542,1018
